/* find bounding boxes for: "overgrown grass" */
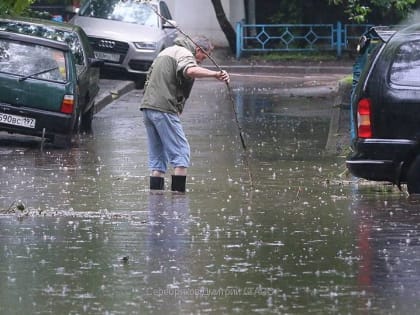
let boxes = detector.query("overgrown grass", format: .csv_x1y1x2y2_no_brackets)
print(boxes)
243,51,352,63
340,75,353,85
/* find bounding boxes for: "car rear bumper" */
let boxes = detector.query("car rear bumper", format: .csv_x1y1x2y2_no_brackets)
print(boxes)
346,138,417,182
0,104,74,139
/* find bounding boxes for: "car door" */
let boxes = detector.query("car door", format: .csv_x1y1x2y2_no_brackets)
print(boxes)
77,28,100,111
70,31,89,116
68,29,99,118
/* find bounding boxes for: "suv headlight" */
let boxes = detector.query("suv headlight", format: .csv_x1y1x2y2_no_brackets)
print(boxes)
133,42,157,51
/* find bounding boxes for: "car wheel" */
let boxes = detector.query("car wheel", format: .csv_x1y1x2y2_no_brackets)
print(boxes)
73,110,82,134
53,133,72,149
134,75,146,89
81,104,94,132
407,155,420,194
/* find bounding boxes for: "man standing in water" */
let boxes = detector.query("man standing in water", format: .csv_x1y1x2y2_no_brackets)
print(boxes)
140,36,230,193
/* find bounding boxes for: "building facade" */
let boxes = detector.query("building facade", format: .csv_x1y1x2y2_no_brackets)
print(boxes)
165,0,245,47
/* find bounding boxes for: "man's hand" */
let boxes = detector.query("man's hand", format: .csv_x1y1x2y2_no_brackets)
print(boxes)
216,70,230,84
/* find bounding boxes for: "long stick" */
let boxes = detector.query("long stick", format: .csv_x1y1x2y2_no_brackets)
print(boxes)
147,3,253,188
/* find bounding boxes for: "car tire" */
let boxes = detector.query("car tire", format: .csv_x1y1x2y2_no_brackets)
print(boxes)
53,133,72,149
74,110,82,134
134,75,146,89
81,104,94,132
407,155,420,194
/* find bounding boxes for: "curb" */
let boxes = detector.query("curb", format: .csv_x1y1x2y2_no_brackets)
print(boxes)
95,79,135,114
208,64,352,75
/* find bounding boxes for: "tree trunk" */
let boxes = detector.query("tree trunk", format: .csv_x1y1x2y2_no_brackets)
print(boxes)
210,0,237,54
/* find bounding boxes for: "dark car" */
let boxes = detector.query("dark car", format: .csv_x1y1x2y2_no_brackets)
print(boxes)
0,17,102,147
346,24,420,194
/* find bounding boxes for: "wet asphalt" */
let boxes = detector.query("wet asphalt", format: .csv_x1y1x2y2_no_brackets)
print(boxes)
96,60,353,157
1,60,365,315
4,60,420,315
96,60,353,127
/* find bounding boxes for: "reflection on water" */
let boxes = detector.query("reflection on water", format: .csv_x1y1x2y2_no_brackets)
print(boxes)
352,190,420,314
234,85,331,161
0,80,417,314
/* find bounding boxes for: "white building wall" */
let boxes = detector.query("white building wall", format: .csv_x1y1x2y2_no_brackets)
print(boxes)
165,0,244,47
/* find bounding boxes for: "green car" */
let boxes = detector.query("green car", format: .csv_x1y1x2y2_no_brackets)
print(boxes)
0,17,102,148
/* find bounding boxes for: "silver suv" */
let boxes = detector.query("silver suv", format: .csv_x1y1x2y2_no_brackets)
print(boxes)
70,0,177,76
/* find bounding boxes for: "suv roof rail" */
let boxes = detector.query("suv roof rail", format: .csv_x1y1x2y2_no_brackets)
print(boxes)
367,26,397,43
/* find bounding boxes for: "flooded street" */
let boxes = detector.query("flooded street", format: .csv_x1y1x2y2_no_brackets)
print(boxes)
1,74,420,314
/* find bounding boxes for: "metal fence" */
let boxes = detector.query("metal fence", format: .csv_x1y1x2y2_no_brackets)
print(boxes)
235,21,374,59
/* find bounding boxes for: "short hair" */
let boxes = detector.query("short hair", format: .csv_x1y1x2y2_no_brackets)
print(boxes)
193,36,213,52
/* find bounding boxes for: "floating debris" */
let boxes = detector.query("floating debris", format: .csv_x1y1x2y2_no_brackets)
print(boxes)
0,200,26,214
0,202,148,222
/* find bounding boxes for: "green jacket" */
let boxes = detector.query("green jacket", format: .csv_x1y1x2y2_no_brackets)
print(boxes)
140,36,197,114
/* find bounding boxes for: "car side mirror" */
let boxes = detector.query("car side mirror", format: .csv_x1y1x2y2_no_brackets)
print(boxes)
89,58,104,68
163,19,177,29
357,35,371,55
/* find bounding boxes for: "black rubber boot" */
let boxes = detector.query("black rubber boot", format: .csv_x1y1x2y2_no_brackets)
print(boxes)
150,176,164,190
171,175,186,193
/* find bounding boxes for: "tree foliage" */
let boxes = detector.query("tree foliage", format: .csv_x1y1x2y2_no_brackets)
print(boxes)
0,0,34,15
261,0,419,24
327,0,418,23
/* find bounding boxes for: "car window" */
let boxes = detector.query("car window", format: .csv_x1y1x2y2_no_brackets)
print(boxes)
67,37,85,74
0,21,85,69
390,40,420,87
0,39,67,82
80,0,159,26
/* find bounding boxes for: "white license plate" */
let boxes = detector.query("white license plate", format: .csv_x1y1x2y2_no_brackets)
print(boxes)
0,113,36,129
94,51,120,62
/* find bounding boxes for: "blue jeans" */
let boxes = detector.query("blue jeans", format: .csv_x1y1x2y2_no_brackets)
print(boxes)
142,109,190,173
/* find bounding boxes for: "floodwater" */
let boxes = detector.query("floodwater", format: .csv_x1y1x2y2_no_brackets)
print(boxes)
1,77,420,314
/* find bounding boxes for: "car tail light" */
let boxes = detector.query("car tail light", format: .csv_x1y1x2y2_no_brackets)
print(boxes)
357,98,372,138
60,95,74,114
